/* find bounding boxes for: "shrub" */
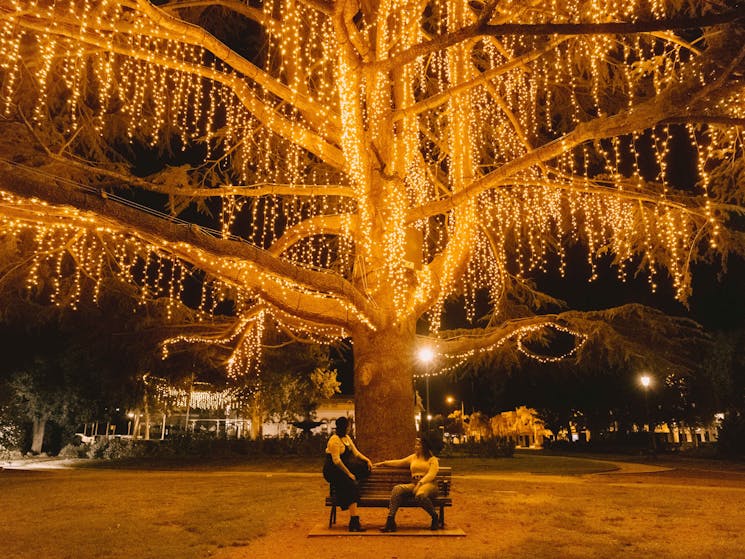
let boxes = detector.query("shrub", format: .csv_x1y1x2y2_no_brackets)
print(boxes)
58,442,89,459
73,433,327,461
717,413,745,457
461,437,515,458
86,437,149,460
0,407,23,459
0,423,23,459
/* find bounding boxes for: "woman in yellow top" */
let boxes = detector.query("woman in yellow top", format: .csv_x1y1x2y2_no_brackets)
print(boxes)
374,437,440,532
322,416,373,532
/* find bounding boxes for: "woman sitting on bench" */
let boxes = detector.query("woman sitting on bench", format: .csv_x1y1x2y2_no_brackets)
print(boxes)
322,416,373,532
374,436,440,532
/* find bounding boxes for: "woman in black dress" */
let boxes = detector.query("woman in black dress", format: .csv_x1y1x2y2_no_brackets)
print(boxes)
323,416,373,532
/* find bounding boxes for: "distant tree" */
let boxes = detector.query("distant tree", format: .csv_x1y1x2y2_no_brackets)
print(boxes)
246,338,340,437
703,330,745,414
466,411,493,441
0,235,222,452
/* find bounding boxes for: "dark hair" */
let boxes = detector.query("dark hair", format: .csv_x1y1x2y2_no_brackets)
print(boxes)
335,416,349,436
418,436,434,459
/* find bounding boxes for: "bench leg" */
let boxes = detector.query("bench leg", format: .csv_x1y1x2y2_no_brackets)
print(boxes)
439,505,445,528
329,504,336,528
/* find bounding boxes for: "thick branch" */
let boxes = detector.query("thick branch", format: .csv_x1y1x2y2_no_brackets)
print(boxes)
134,0,341,131
427,314,560,357
268,214,356,256
377,9,745,72
0,159,380,328
15,17,346,169
406,79,745,223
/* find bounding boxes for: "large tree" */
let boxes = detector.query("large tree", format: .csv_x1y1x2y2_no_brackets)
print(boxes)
0,0,743,457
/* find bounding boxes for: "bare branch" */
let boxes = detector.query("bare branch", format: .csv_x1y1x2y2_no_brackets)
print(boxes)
480,10,745,38
376,8,745,72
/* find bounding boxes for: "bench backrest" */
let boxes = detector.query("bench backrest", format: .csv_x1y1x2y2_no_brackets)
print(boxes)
356,467,452,498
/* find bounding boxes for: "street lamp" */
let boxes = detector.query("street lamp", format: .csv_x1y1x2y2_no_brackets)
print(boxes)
417,347,435,433
640,374,656,453
446,395,466,439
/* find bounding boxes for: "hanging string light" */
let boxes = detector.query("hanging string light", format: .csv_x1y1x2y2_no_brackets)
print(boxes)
0,0,740,373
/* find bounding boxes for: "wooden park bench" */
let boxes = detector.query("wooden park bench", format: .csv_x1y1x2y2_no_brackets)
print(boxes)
325,466,453,529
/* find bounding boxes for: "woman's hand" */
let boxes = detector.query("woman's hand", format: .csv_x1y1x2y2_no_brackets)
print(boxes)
366,459,373,470
348,472,357,481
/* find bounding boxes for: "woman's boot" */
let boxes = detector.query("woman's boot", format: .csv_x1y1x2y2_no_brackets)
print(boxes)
348,516,366,532
380,515,397,532
430,512,439,530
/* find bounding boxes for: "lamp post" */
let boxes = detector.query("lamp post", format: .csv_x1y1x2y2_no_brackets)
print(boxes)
640,374,656,453
417,347,435,433
446,395,466,439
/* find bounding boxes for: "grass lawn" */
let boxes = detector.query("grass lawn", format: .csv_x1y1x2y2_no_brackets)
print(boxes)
2,453,743,559
80,452,616,475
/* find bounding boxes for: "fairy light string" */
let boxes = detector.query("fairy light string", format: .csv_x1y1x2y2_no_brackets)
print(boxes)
414,322,590,378
0,0,741,374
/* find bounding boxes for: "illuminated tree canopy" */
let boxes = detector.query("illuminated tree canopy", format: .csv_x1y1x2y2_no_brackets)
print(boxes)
0,0,744,457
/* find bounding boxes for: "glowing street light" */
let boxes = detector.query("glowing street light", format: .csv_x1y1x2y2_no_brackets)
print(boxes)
418,347,434,365
640,374,655,453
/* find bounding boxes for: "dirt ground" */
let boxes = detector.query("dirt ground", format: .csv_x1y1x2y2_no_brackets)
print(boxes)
214,460,745,559
3,456,744,559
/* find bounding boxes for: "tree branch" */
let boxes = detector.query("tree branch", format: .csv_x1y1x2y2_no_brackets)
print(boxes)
659,116,745,127
406,76,745,223
132,0,342,130
268,214,356,256
51,154,356,199
427,314,560,357
0,158,380,328
480,10,745,38
393,38,566,122
15,16,346,169
160,0,273,27
376,8,745,72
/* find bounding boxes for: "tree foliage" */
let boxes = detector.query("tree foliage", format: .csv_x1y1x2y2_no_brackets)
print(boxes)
252,339,341,424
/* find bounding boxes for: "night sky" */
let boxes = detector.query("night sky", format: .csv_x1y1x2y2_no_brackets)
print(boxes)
332,249,745,416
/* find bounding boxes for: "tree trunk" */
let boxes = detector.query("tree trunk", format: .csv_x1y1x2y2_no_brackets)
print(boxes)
144,393,150,440
352,323,418,461
132,410,141,440
31,416,47,454
250,395,263,441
